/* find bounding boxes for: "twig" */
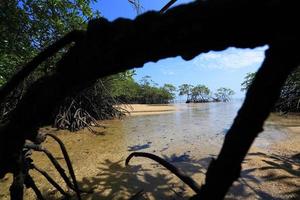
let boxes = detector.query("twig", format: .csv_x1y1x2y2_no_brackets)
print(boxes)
160,0,177,14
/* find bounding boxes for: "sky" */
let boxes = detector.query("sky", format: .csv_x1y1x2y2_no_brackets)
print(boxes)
92,0,268,98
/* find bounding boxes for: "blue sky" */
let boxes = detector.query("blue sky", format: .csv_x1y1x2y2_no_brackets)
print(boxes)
92,0,267,98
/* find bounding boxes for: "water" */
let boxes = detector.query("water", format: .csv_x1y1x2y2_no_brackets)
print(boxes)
0,101,291,199
109,101,287,156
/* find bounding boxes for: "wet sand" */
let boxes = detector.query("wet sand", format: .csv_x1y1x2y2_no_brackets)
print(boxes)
233,114,300,200
0,113,300,199
118,104,177,115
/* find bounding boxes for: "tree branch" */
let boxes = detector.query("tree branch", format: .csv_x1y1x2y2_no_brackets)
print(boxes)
126,152,201,193
192,43,300,199
0,1,295,199
0,30,85,104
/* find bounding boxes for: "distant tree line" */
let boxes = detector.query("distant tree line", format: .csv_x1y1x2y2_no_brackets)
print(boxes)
241,67,300,113
107,72,236,104
108,72,176,104
178,84,235,103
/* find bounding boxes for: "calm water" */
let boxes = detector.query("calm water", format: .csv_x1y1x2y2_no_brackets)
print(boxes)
109,101,287,156
0,101,290,199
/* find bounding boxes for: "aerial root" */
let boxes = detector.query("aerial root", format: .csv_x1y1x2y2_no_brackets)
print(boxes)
24,174,45,200
126,152,201,194
25,134,92,199
31,163,70,197
46,133,81,199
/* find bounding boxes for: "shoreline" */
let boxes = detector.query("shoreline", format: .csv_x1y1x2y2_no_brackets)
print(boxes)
0,108,300,199
117,103,177,116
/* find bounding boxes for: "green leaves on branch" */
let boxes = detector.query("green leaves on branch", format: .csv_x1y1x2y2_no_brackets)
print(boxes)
215,87,235,102
241,68,300,112
0,0,100,86
241,72,256,92
191,85,210,102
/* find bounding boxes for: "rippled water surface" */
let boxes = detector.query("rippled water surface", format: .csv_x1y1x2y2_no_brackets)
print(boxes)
109,101,287,155
0,101,293,200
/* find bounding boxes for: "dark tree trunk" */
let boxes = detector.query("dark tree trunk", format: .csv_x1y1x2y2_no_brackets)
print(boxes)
0,0,298,199
193,42,300,199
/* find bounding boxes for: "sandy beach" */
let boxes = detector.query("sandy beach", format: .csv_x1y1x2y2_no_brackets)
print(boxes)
117,104,177,116
0,108,300,200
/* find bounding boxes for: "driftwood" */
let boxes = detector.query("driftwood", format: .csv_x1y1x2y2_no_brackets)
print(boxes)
0,0,299,199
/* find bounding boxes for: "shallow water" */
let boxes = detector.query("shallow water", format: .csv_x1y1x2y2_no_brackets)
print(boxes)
110,101,287,154
0,101,296,200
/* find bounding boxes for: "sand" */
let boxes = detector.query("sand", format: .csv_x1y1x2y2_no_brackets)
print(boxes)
0,112,300,199
117,104,177,116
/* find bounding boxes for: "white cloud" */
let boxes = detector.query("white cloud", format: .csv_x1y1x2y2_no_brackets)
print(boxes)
161,69,175,75
193,46,268,70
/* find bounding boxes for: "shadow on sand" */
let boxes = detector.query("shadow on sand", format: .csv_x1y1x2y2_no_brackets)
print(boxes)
41,151,300,200
227,151,300,200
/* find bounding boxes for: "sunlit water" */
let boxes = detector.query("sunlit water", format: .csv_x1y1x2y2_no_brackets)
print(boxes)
0,101,292,200
108,101,287,157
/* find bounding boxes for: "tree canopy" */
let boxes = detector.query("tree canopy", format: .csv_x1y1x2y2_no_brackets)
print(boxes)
191,84,211,102
215,87,235,102
241,72,256,92
241,68,300,112
0,0,99,85
179,84,193,101
109,74,177,104
179,84,234,103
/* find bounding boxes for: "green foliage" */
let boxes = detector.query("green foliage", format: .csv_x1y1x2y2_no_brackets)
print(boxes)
241,72,256,91
275,67,300,112
178,84,193,101
241,68,300,112
0,0,100,86
191,84,211,102
106,70,140,102
215,87,235,102
179,83,234,103
109,73,176,104
178,84,192,96
0,0,103,124
162,84,177,99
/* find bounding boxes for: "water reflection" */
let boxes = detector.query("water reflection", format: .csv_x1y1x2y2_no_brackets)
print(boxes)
115,101,286,153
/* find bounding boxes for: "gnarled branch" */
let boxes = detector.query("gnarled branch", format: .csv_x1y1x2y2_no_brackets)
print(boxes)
1,0,298,199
